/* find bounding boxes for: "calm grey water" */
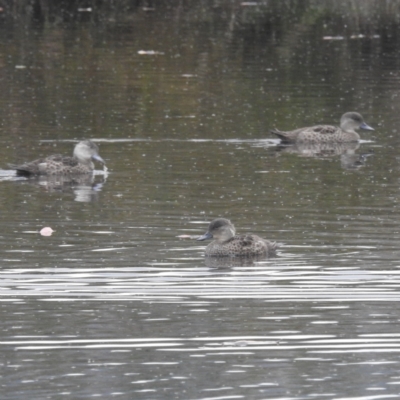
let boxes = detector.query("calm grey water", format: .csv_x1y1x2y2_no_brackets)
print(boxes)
2,2,400,399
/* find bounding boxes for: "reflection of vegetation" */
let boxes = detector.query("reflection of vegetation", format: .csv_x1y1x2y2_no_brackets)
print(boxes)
3,0,400,26
1,0,399,237
0,0,398,147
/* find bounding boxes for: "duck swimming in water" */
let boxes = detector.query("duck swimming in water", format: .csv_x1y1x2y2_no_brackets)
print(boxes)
271,112,374,144
197,218,278,257
11,140,105,176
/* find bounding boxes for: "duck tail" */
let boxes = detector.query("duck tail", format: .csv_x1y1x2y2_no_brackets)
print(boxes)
8,163,33,177
267,240,282,256
270,129,292,144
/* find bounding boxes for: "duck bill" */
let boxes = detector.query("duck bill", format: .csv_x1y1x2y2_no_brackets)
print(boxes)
360,122,374,131
92,154,105,164
197,232,213,241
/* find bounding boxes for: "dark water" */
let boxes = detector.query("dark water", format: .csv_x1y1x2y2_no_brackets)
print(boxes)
2,2,400,399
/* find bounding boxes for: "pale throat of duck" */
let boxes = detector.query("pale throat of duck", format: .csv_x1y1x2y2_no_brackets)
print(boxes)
77,157,94,166
73,151,93,165
341,121,357,131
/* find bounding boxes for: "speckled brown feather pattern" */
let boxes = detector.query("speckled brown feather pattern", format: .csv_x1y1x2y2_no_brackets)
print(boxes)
271,112,374,144
10,140,104,176
205,234,277,257
271,124,359,143
14,155,82,176
197,218,278,257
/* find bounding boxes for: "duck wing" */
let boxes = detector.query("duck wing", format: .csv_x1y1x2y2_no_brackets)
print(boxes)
270,129,298,143
271,125,339,143
237,234,278,255
9,156,48,176
308,125,338,135
11,155,79,176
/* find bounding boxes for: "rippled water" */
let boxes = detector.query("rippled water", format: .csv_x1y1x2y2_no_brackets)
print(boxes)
2,2,400,399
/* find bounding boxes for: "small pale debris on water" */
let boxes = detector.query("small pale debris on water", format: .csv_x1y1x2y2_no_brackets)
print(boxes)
40,227,54,236
78,7,92,12
323,34,379,41
137,50,165,55
350,34,380,39
322,36,344,40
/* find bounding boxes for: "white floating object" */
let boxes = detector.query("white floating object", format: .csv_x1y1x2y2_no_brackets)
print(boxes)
350,34,366,39
322,36,344,40
137,50,164,55
40,227,54,236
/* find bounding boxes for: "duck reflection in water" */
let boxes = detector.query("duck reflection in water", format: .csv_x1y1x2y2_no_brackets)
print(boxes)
275,141,374,170
36,174,107,202
203,255,268,269
11,170,108,202
197,218,278,257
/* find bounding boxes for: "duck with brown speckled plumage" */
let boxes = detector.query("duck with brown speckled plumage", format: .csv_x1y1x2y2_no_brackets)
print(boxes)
10,140,105,176
271,112,374,144
197,218,278,257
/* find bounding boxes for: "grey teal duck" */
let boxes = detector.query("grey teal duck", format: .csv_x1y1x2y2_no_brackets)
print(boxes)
271,112,374,144
11,140,105,176
197,218,278,257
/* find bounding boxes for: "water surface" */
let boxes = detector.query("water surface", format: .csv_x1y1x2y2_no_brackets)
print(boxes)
2,2,400,399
